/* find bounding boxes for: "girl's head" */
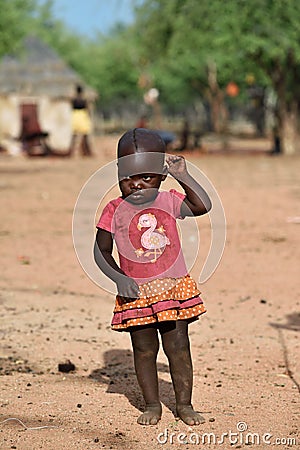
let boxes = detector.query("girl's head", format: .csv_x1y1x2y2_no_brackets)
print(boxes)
76,84,83,95
117,128,167,205
117,128,166,158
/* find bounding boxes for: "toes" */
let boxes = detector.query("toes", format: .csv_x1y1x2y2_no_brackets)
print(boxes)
137,415,160,425
149,416,160,425
137,407,161,426
137,416,146,425
176,405,205,426
194,414,205,425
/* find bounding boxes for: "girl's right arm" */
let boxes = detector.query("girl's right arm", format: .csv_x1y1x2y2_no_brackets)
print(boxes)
94,228,140,300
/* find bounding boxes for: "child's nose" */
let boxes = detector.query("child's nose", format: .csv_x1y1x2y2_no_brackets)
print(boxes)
131,178,142,189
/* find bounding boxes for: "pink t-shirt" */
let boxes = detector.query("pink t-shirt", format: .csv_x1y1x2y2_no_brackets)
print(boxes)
97,189,188,284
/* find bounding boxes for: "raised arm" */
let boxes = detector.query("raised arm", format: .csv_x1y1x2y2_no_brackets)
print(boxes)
94,228,139,299
166,155,212,217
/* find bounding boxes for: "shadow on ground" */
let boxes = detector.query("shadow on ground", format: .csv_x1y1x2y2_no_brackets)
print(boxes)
270,312,300,394
89,349,177,414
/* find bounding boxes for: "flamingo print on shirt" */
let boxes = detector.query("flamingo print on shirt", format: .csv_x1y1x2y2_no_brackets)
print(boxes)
135,213,170,263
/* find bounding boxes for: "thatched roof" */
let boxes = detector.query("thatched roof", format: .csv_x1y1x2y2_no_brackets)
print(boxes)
0,36,97,100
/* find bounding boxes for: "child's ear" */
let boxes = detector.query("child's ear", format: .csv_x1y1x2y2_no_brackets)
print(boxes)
161,164,168,181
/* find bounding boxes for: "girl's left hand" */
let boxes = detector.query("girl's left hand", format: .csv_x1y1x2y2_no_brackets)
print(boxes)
166,154,188,178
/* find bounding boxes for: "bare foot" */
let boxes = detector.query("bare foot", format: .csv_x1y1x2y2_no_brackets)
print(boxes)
137,404,162,425
176,404,205,426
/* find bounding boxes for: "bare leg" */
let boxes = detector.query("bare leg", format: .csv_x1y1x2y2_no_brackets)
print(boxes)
160,320,205,425
68,134,77,157
130,325,162,425
81,134,92,156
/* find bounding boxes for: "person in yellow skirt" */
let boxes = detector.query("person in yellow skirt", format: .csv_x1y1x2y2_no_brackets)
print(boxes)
70,84,93,156
94,128,212,426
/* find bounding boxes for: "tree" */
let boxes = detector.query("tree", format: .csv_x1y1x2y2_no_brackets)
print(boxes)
0,0,37,57
31,2,141,113
228,0,300,154
88,33,141,112
134,0,300,153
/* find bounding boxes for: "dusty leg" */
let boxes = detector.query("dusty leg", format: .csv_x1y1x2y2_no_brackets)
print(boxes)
130,325,162,425
81,134,92,156
68,134,77,156
160,321,205,425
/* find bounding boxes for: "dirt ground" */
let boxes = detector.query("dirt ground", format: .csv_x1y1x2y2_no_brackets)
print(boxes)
0,135,299,450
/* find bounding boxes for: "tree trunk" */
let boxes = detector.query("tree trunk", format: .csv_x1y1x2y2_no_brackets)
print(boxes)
280,103,299,155
206,60,229,147
274,72,299,155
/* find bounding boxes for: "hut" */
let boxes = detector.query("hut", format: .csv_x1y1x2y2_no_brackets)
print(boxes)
0,36,97,154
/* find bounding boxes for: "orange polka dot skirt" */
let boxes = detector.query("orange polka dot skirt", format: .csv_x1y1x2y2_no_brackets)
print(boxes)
111,275,206,331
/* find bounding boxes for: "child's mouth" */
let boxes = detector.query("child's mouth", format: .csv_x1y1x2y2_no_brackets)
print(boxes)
130,191,143,198
130,195,143,202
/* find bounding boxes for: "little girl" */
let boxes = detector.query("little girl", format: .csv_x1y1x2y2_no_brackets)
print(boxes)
94,128,212,426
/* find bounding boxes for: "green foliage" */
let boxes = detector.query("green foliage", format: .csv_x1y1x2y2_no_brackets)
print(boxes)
0,0,37,56
226,0,300,104
29,1,141,109
132,0,300,109
2,0,300,116
92,37,140,108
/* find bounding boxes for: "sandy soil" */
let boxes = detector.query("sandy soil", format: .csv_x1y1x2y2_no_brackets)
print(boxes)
0,135,299,449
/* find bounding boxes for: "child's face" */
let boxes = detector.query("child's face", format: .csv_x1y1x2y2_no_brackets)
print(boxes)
118,152,166,205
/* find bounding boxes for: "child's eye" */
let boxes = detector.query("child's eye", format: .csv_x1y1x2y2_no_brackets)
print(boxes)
143,176,151,181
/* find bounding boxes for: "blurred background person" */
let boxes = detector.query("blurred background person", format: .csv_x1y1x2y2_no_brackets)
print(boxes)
70,84,93,156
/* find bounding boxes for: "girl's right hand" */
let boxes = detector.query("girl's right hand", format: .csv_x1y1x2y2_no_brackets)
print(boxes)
116,276,140,302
